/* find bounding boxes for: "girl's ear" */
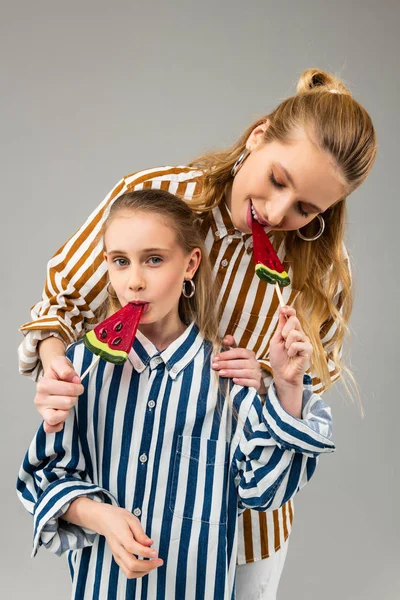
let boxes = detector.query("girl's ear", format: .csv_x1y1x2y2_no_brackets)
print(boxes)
185,248,202,279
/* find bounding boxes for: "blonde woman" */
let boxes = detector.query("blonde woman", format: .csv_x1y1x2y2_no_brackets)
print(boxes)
19,69,377,599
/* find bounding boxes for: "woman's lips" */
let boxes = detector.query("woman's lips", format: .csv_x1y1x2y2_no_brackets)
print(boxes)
247,200,272,231
251,201,270,226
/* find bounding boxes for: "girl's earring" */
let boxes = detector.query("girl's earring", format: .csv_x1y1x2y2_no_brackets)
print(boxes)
182,279,195,299
106,281,118,298
231,149,249,177
296,214,325,241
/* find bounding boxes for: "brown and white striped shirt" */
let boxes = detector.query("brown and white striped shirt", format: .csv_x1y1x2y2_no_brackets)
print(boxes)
19,165,341,565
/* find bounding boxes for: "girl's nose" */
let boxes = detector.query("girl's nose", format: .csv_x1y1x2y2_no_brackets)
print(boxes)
128,269,146,291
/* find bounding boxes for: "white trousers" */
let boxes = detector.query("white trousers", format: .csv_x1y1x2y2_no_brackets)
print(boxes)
235,538,289,600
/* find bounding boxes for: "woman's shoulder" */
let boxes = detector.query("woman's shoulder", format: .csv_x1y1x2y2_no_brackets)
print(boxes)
121,165,204,192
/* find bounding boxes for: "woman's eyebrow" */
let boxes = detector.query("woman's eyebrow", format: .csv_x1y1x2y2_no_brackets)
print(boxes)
277,163,323,213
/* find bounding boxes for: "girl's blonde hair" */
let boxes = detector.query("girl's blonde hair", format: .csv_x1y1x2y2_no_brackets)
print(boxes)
188,68,377,394
99,189,221,354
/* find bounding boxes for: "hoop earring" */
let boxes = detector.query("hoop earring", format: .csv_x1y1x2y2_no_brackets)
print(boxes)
296,214,325,241
106,281,118,298
231,149,249,177
182,279,195,299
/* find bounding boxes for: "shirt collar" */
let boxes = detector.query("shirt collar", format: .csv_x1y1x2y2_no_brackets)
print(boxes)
128,321,205,380
211,199,252,244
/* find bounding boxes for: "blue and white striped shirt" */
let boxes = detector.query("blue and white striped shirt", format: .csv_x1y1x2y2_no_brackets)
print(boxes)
17,322,334,599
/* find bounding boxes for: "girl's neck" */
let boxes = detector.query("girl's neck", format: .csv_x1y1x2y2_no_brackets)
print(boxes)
138,312,188,351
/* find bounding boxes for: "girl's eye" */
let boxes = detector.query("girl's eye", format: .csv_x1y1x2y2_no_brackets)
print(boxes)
147,256,163,265
269,172,286,189
297,204,309,218
114,258,129,267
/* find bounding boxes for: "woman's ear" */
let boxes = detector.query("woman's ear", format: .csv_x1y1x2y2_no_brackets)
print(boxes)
103,251,108,263
185,248,202,279
246,119,271,151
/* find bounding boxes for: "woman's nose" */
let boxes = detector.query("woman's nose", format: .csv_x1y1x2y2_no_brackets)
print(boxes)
265,196,290,227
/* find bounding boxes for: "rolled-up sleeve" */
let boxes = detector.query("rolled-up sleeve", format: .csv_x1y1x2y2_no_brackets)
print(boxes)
232,379,335,513
17,417,118,557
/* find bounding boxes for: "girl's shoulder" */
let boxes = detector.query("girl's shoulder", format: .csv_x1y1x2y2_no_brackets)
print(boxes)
65,339,86,365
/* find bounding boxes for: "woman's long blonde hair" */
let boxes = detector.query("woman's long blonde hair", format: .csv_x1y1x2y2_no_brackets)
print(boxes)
98,189,221,354
188,68,377,395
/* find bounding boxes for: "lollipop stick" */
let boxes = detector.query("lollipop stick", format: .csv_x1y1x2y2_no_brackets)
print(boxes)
80,355,101,381
275,282,286,307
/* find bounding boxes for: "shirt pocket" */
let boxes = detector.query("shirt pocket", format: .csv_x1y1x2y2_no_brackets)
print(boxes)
225,309,276,360
169,435,229,525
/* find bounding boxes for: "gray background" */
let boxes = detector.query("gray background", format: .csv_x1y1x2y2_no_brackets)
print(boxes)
1,1,399,598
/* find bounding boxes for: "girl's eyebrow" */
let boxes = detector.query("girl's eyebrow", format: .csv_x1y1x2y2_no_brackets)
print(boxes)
276,162,323,213
107,248,171,255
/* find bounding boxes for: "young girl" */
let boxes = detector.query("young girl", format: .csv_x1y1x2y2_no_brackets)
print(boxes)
18,189,334,599
18,68,377,599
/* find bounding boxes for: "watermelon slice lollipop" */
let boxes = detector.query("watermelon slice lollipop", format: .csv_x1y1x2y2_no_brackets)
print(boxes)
80,302,145,380
252,217,291,288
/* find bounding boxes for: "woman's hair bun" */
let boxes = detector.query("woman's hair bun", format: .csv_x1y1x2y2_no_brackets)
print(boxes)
296,68,351,96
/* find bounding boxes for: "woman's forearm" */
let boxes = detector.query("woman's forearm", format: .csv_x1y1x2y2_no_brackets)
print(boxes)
38,336,67,372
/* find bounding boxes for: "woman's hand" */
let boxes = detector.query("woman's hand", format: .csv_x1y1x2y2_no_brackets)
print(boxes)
269,306,313,418
212,335,264,392
94,505,163,579
35,356,84,433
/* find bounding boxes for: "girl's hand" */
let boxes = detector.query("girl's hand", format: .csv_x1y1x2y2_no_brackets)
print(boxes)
212,335,264,391
94,505,163,579
35,356,84,433
269,306,313,418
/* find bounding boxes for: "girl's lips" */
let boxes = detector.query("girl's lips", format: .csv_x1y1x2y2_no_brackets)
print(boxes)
130,302,149,314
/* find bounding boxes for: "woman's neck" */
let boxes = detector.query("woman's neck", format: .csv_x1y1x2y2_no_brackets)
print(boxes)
138,312,187,351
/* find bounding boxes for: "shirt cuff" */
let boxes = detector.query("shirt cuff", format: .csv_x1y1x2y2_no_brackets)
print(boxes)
263,381,335,456
32,479,118,557
18,330,67,381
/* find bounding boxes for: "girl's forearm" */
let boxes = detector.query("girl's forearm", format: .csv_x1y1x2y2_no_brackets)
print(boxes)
273,380,303,418
38,336,67,372
62,497,104,534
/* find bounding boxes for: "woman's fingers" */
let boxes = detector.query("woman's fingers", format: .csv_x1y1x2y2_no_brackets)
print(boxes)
41,408,70,427
43,421,65,434
222,335,237,348
212,359,259,372
232,377,261,389
36,380,84,406
47,356,81,383
213,347,252,362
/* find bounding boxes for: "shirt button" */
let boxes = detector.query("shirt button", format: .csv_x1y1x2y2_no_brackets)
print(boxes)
154,357,162,365
139,454,148,464
171,366,178,374
221,259,229,268
215,231,220,238
134,361,142,370
148,400,156,409
133,507,142,517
